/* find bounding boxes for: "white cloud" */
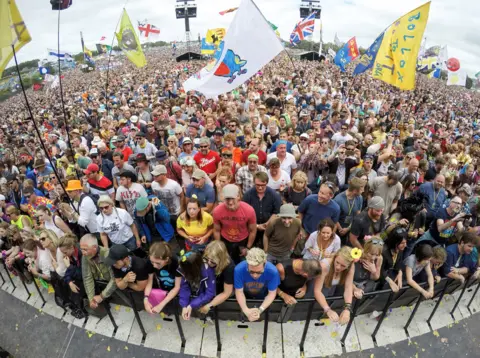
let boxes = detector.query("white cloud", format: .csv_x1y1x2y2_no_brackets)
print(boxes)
10,0,480,76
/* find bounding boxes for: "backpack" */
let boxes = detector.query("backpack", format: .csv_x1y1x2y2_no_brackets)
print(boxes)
79,193,100,215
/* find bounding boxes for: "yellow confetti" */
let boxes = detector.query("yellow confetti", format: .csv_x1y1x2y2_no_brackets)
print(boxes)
422,348,425,352
125,308,131,312
262,354,266,358
320,318,331,326
156,324,162,330
243,334,248,341
160,312,165,319
202,324,208,328
454,320,459,324
246,327,251,332
370,354,374,358
124,346,128,350
107,346,110,352
114,305,120,311
392,350,397,356
227,321,233,327
87,331,94,338
415,353,418,358
38,309,42,313
47,286,55,294
331,331,338,338
401,306,406,310
433,330,439,337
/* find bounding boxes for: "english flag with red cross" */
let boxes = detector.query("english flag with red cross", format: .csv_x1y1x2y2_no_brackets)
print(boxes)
138,21,160,40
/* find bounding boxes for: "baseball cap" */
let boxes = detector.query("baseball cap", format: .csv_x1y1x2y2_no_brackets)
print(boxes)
135,131,145,137
89,148,99,156
182,137,193,145
278,204,296,218
116,135,126,142
189,122,200,129
135,197,150,212
300,110,309,117
151,165,167,176
192,169,206,180
83,163,100,175
223,184,239,199
130,116,139,123
214,129,224,136
458,183,472,196
135,153,148,162
300,133,309,139
0,195,6,201
104,244,130,267
368,196,385,210
119,170,137,181
155,150,168,161
172,106,182,113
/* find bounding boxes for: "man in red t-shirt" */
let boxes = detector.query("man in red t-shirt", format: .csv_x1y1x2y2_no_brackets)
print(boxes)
113,135,133,161
84,163,115,200
194,137,221,180
213,184,257,264
241,138,267,165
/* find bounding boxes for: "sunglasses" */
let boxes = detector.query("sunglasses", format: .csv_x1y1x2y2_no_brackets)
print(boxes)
168,141,175,143
222,154,232,158
300,138,308,141
39,237,47,242
100,205,111,211
199,145,209,149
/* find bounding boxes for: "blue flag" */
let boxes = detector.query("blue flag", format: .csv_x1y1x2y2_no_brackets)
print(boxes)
333,37,359,72
353,32,384,76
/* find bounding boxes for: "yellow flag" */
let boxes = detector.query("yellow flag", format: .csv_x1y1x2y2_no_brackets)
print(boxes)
0,0,32,78
115,9,146,68
206,28,226,46
372,2,430,90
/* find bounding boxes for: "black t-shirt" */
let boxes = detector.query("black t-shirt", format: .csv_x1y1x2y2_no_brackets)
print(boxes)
350,211,386,246
146,256,182,291
216,261,235,293
112,256,150,282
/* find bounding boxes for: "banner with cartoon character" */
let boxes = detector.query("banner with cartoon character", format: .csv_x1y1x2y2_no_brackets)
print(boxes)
182,0,283,98
115,9,146,68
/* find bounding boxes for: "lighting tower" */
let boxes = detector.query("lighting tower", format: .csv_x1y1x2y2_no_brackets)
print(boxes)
300,0,322,51
175,0,197,54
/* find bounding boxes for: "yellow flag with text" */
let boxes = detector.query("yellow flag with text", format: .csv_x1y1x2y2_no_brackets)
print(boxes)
0,0,32,78
372,2,430,90
206,28,226,46
115,9,146,68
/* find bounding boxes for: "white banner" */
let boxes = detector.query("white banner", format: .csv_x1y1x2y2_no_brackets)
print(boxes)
447,69,467,87
182,0,283,98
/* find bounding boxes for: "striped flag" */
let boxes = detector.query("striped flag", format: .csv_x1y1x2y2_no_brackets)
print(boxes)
290,12,316,45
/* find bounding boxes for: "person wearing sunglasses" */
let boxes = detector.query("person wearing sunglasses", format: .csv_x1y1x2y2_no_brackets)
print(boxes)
234,248,280,322
194,137,221,181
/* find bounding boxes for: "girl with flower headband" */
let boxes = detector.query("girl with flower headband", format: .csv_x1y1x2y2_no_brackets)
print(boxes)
352,238,384,299
177,250,216,321
313,246,356,325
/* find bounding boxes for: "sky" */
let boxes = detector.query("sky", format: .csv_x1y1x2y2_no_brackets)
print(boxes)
10,0,480,76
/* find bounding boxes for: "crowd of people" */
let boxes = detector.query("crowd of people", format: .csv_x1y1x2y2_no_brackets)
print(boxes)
0,49,479,327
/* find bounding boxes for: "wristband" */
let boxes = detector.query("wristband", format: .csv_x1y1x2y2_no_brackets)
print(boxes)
259,306,265,314
144,296,149,300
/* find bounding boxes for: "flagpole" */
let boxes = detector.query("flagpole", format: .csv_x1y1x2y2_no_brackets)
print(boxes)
56,5,78,177
10,44,78,213
249,0,297,72
105,0,130,114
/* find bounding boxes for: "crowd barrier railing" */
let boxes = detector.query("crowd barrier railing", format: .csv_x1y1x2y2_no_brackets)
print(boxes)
2,268,480,355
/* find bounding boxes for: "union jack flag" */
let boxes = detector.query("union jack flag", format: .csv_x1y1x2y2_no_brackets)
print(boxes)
290,12,316,45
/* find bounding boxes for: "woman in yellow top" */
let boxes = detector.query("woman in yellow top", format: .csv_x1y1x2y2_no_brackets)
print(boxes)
176,197,214,252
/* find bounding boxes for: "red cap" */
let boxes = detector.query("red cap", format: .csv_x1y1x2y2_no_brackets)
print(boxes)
83,163,100,175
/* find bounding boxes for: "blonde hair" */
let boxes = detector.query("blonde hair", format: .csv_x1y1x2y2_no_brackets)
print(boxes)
324,246,354,288
57,234,78,249
97,195,114,207
38,229,60,249
292,171,308,188
204,241,231,276
246,248,267,266
167,135,178,145
362,238,383,258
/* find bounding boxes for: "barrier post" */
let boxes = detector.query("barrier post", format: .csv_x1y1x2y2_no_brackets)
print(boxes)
299,300,315,353
404,293,424,333
340,299,360,346
450,278,470,319
20,278,32,300
371,291,395,343
213,306,222,352
466,280,480,313
127,290,146,341
426,279,450,327
32,277,46,306
2,261,16,291
262,307,269,354
103,300,119,333
0,265,5,285
174,300,186,348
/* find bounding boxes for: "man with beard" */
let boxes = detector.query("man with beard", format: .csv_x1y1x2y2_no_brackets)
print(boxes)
349,196,386,249
194,137,221,181
263,204,301,263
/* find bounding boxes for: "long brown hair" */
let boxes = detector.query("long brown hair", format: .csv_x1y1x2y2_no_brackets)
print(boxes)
324,246,354,289
184,197,203,226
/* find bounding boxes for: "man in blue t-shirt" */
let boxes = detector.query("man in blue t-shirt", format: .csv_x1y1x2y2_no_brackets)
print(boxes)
185,169,215,213
234,248,280,322
298,182,340,235
442,232,478,284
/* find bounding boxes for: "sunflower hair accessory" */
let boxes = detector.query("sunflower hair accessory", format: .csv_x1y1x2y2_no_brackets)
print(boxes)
191,194,198,199
351,248,362,262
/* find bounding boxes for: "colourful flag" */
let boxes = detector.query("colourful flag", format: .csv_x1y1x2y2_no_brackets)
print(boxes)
268,21,280,38
96,44,112,54
447,69,466,86
290,12,316,45
334,37,359,72
0,0,32,78
138,21,160,40
183,0,283,98
201,38,216,55
116,9,146,68
99,36,106,41
353,32,385,75
428,68,441,79
206,28,226,46
372,2,431,90
219,7,238,15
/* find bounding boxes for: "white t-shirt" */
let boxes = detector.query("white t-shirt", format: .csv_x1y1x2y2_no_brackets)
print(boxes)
116,183,148,216
302,232,341,261
331,132,353,150
97,208,134,245
151,179,183,216
267,152,297,176
267,170,291,190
